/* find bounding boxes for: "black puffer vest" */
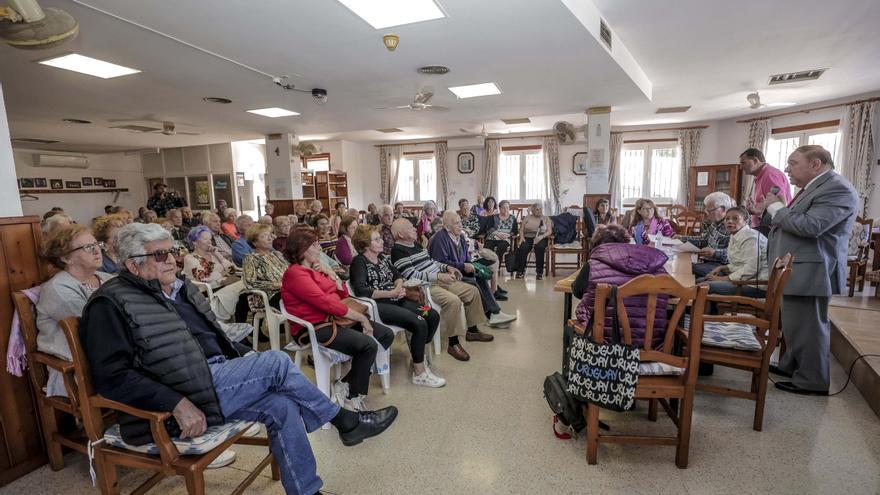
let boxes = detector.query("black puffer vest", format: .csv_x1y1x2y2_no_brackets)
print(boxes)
87,271,240,445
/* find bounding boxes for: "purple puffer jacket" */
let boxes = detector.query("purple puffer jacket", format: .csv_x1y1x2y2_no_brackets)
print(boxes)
575,243,669,349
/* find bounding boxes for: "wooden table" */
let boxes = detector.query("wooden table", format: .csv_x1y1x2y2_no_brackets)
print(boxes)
554,251,697,325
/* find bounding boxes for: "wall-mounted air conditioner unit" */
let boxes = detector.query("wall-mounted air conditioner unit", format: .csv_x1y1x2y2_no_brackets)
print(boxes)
33,154,89,169
447,137,484,150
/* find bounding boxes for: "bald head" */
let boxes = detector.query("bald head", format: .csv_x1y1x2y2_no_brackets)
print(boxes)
391,218,417,243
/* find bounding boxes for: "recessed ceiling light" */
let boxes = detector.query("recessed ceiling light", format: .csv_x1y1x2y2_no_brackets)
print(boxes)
38,53,140,79
766,102,797,107
247,107,300,118
338,0,445,29
502,117,531,125
448,82,501,99
203,97,232,104
418,65,450,75
62,118,92,124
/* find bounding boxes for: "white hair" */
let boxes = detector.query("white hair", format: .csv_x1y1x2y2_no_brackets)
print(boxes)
234,214,253,229
116,223,172,266
441,210,460,229
704,191,734,209
380,204,393,215
423,200,437,212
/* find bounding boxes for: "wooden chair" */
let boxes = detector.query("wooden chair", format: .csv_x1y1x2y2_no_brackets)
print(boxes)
58,317,279,495
548,217,587,276
673,210,703,236
11,291,89,471
668,204,688,218
574,275,709,468
847,217,873,296
684,254,792,431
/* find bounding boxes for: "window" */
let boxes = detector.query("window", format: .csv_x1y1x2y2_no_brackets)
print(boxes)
304,154,330,172
619,143,680,204
498,149,545,201
396,153,436,202
766,124,841,195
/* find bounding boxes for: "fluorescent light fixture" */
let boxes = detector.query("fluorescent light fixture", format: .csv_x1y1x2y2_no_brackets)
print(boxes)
766,102,797,107
448,82,501,99
247,107,300,118
338,0,445,29
38,53,140,79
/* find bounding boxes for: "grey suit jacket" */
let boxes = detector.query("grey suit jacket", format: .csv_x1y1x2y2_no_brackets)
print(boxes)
768,171,859,297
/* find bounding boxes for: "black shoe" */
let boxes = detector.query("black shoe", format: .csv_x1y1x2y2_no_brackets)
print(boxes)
496,286,508,294
768,365,792,378
536,274,543,280
698,362,715,376
514,272,524,279
493,291,508,301
774,381,828,396
338,406,398,446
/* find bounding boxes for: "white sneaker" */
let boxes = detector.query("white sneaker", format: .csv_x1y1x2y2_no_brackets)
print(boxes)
333,379,349,406
413,370,446,388
488,311,517,326
207,448,236,469
242,423,262,437
345,395,367,412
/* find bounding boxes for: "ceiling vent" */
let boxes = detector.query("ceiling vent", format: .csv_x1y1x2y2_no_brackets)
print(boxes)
502,117,531,125
655,106,691,114
376,128,404,133
417,65,449,75
599,19,612,50
111,124,162,133
12,137,60,144
768,69,826,85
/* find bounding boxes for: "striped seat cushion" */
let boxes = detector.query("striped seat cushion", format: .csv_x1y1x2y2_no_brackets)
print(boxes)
702,321,762,351
103,420,255,455
638,362,684,375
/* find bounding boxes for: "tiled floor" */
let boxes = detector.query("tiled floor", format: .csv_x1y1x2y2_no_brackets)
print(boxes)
3,275,879,495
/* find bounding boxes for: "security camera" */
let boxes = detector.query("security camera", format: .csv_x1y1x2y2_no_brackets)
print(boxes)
312,88,328,104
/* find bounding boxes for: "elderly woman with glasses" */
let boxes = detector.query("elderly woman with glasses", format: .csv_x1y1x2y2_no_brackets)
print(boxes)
184,226,239,289
36,224,114,397
242,223,288,309
92,213,128,274
628,198,674,245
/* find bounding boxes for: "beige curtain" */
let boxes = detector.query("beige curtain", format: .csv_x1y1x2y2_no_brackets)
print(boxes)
435,142,449,210
481,139,500,197
839,101,877,215
542,136,561,214
742,118,770,206
379,145,402,204
608,132,624,211
677,129,702,206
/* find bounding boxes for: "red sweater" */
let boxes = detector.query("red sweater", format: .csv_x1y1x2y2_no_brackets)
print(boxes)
281,264,349,333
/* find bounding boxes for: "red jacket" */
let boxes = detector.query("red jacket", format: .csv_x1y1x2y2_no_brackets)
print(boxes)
281,264,349,333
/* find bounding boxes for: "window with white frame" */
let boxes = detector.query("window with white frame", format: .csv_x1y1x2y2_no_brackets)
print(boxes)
396,153,436,202
303,154,330,172
619,143,681,205
765,124,841,195
498,148,545,202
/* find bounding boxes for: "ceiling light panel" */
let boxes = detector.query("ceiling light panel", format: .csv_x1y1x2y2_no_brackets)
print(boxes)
338,0,446,29
376,128,404,133
448,82,501,99
247,107,300,118
502,118,531,125
38,54,140,79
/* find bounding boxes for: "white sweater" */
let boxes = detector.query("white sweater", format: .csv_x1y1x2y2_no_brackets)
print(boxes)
726,226,769,281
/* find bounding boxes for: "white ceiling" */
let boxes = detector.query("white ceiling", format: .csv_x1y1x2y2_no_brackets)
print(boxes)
1,0,879,153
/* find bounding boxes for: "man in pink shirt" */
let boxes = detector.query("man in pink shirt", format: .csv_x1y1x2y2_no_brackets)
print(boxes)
740,148,792,229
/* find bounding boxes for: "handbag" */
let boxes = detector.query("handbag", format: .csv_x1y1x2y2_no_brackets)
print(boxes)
503,252,517,273
472,263,494,281
296,297,369,348
565,286,640,412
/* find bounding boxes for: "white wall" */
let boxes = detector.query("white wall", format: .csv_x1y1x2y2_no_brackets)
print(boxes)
0,83,23,218
15,150,146,224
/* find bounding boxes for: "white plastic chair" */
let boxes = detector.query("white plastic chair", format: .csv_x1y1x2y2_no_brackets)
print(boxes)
241,289,290,351
191,280,214,300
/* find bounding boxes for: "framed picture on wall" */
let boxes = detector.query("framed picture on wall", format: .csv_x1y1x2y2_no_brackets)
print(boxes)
93,177,104,186
457,152,475,174
82,177,93,186
65,181,82,189
50,179,63,190
20,178,34,188
572,152,588,175
34,178,48,188
103,179,117,188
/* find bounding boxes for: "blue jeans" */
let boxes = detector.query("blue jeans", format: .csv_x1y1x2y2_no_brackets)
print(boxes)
209,351,340,495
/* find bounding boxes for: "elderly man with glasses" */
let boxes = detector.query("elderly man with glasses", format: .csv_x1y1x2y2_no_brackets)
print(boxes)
80,223,397,495
677,191,734,277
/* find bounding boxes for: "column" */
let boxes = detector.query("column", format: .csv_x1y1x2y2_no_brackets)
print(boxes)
585,106,611,194
265,133,303,200
0,83,23,217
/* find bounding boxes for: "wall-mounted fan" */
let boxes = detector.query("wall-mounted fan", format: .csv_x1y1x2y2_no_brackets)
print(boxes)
379,87,448,111
553,121,577,144
296,142,317,157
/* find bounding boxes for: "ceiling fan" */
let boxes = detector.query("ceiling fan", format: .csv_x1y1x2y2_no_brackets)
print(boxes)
379,87,448,111
108,116,200,135
459,124,489,137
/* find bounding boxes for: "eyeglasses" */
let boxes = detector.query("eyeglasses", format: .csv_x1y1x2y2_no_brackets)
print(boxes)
68,242,102,255
128,247,182,262
705,206,722,213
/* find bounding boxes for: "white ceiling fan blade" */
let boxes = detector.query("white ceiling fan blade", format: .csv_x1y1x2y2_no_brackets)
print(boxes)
414,90,434,104
425,105,448,111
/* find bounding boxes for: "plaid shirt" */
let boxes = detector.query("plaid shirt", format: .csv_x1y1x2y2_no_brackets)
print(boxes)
681,219,729,263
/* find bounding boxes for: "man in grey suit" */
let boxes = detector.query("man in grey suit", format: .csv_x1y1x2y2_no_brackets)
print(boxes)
756,145,858,395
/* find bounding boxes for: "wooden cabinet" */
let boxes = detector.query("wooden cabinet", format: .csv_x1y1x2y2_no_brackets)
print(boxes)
689,164,741,211
0,216,49,487
315,170,348,211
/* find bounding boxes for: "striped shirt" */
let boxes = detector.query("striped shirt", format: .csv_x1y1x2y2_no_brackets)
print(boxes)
390,243,448,282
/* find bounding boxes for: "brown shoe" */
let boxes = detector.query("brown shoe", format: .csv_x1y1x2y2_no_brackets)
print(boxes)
447,344,470,361
466,329,495,342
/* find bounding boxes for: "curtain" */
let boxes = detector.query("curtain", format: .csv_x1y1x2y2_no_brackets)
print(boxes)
379,145,402,204
677,129,703,206
608,132,624,211
839,101,877,215
435,142,449,210
481,139,500,197
542,136,561,214
742,118,770,206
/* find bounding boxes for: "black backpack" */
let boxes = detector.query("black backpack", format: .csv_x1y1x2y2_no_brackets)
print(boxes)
543,372,586,432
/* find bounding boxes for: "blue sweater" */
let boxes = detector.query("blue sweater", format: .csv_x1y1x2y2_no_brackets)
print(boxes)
427,228,470,271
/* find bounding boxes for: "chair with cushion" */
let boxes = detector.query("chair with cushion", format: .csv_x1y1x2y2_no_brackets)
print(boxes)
573,274,709,468
846,217,873,297
58,317,279,495
548,214,586,277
